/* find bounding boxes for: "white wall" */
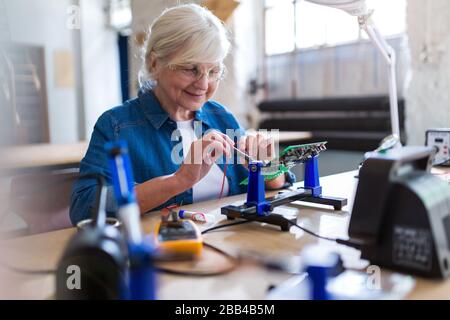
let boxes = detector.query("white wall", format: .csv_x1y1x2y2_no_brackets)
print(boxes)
5,0,79,143
79,0,121,139
215,0,265,128
130,0,183,98
4,0,122,143
405,0,450,145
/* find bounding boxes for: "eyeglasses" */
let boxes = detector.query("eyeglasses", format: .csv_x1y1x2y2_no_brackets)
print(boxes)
167,63,225,83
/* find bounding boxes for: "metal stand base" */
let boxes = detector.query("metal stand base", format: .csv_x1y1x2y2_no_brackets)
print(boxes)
222,208,296,232
221,188,347,232
295,188,348,211
220,157,348,232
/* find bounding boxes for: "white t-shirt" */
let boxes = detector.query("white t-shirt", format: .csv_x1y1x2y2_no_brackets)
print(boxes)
176,120,229,202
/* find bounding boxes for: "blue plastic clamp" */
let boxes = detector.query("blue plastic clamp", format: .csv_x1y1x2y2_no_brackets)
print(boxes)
304,156,322,197
245,161,271,216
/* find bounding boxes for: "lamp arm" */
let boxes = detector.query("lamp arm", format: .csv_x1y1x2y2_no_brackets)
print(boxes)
359,16,401,140
362,26,391,64
303,1,402,143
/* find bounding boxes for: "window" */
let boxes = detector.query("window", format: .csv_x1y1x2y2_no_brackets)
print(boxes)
107,0,132,33
265,0,295,55
265,0,407,55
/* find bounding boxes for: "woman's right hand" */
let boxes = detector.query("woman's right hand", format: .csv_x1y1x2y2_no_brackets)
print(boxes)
175,130,234,190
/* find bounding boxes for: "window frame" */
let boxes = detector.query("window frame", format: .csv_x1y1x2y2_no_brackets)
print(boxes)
264,0,407,56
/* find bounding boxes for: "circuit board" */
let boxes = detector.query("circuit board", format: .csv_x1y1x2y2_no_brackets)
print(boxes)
279,141,327,167
240,141,327,185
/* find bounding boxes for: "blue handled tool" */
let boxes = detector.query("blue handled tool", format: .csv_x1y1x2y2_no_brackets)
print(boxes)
105,140,156,300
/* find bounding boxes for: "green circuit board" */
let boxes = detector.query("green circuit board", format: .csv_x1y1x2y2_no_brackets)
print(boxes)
240,141,327,185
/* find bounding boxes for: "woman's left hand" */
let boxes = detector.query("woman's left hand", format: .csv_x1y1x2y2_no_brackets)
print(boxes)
238,132,286,189
237,132,275,163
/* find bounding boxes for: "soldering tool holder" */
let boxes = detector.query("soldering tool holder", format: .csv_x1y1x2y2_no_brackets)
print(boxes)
126,238,157,300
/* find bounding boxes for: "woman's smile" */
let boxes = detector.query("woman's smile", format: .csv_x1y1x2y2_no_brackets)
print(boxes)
183,90,206,100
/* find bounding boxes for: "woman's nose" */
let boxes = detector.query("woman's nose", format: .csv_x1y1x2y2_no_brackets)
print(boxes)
193,73,209,90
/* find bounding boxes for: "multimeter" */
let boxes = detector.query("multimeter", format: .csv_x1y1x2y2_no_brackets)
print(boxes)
426,128,450,166
154,210,203,259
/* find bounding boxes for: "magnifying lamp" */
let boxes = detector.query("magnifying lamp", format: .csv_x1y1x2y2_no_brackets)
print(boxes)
305,0,401,147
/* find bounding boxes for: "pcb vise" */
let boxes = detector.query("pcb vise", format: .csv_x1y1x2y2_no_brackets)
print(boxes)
221,142,347,231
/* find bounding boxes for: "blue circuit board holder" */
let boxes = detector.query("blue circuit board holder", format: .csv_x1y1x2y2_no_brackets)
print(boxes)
297,155,347,210
221,156,347,231
304,156,322,197
245,161,272,216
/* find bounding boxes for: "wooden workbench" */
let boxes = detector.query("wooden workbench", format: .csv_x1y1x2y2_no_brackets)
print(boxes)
0,169,449,300
0,142,88,174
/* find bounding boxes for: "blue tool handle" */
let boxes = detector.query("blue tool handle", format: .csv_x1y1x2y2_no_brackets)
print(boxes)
307,265,330,300
105,140,142,244
105,141,154,299
127,241,156,300
105,140,136,206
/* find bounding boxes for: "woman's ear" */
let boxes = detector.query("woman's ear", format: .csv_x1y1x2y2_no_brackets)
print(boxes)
148,51,159,81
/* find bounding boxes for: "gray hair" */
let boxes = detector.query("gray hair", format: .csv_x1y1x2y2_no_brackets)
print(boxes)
139,3,231,89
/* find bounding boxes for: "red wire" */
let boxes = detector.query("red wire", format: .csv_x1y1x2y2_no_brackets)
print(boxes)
218,161,228,199
162,204,179,220
164,204,179,211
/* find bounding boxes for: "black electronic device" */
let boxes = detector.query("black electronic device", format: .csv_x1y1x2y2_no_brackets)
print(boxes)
56,176,128,299
348,146,450,278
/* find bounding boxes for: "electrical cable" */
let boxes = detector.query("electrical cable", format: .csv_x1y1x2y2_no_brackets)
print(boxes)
218,161,228,199
157,215,362,277
282,216,362,248
154,221,252,277
2,217,359,278
154,242,239,277
284,219,338,242
1,241,239,278
0,260,123,299
201,220,252,235
201,216,361,248
434,157,450,166
154,215,345,277
0,260,55,275
2,222,250,278
1,173,249,278
202,215,338,241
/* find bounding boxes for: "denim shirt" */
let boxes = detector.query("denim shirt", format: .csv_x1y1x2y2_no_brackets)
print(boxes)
70,89,295,225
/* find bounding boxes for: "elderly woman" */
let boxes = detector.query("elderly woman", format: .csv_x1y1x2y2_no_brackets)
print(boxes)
70,4,294,225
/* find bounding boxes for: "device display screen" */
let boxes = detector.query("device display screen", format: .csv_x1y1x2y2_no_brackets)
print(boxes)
435,138,444,143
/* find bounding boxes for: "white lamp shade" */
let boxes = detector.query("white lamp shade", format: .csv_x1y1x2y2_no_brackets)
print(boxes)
304,0,368,16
